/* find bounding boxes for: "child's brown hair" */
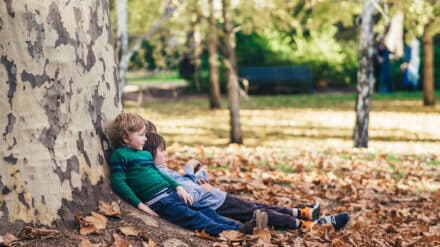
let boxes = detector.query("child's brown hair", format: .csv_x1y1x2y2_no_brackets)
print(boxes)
107,112,145,148
144,132,166,159
145,119,157,133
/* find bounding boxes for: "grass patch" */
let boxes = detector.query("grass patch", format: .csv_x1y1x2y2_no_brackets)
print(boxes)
304,162,315,169
271,164,296,174
131,90,440,113
257,162,269,169
426,160,440,166
386,155,400,163
339,154,351,160
392,171,407,182
362,153,377,161
126,70,187,85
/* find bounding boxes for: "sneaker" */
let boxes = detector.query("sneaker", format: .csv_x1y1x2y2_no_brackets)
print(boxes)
299,220,314,230
255,209,268,229
298,201,320,221
239,210,268,234
316,212,350,231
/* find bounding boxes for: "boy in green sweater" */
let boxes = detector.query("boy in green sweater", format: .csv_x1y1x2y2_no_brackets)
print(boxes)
107,112,262,236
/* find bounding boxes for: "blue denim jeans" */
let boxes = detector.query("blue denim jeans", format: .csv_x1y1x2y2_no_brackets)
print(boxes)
150,191,241,236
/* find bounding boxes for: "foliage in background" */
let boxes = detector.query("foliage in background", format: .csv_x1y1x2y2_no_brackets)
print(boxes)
113,0,439,93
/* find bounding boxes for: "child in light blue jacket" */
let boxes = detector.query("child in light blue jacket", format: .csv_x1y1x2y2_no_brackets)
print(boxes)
144,132,350,231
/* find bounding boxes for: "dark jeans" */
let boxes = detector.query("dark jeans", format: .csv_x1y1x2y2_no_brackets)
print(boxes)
216,194,299,230
150,191,240,236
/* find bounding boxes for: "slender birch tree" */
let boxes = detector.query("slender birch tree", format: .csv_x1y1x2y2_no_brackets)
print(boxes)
354,0,376,147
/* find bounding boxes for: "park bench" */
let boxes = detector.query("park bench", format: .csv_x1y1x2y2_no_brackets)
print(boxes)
240,66,314,94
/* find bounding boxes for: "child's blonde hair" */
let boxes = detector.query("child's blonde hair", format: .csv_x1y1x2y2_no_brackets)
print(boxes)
107,112,145,148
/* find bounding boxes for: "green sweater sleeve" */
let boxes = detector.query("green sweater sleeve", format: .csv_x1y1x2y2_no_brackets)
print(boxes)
110,151,142,207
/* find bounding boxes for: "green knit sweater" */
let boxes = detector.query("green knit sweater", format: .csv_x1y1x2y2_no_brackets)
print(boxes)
110,146,179,207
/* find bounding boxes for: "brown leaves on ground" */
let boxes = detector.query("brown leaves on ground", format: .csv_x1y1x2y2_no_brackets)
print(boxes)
98,201,122,218
165,144,440,246
108,233,130,247
18,226,58,240
0,233,17,246
76,211,107,235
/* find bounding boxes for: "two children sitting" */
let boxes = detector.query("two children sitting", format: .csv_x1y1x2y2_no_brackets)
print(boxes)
107,112,349,237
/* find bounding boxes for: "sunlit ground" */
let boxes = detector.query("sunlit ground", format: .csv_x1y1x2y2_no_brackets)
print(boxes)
124,93,440,245
127,92,440,155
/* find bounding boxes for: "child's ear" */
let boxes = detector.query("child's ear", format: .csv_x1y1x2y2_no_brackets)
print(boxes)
122,134,130,144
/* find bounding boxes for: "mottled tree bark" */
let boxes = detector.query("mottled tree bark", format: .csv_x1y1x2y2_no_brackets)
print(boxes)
0,0,120,233
208,0,222,109
222,0,242,144
354,0,375,147
422,21,435,106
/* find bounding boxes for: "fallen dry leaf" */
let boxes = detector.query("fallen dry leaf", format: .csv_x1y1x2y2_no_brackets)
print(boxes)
0,233,17,246
253,228,271,243
98,201,122,218
142,239,157,247
108,233,130,247
78,238,101,247
19,226,58,240
331,238,349,247
76,212,107,235
218,230,244,242
118,226,139,237
195,230,216,240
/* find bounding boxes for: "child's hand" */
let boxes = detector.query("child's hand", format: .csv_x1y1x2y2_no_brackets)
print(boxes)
176,186,194,205
199,183,215,192
137,202,159,217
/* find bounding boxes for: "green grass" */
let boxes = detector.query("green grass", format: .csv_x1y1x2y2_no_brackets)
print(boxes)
126,70,187,85
271,164,296,174
386,155,400,163
133,90,440,113
339,154,351,160
426,160,440,166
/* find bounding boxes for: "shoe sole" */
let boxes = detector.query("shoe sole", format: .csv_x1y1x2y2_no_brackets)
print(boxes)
255,210,268,229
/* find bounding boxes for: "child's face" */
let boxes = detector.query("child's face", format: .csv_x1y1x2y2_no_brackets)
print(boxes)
154,147,167,166
123,125,147,150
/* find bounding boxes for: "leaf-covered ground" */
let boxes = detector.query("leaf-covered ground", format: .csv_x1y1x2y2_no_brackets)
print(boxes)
5,144,438,246
165,143,440,246
4,94,439,246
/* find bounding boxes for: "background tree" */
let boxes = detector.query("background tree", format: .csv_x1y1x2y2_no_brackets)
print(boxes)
116,0,180,94
222,0,242,144
208,0,222,109
354,0,376,147
0,0,119,232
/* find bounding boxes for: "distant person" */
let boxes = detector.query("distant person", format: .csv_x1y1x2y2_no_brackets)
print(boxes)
401,39,420,90
377,37,393,93
143,131,350,232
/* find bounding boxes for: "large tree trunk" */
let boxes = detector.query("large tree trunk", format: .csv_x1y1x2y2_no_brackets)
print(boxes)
116,0,128,100
0,0,120,233
422,21,435,106
354,0,375,148
208,0,222,109
222,0,243,144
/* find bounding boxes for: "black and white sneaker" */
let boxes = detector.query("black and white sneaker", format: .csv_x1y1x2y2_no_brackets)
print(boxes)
298,201,320,221
315,212,350,231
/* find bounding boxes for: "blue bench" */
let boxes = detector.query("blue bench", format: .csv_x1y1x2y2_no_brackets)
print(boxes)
240,66,314,93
